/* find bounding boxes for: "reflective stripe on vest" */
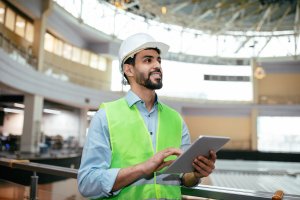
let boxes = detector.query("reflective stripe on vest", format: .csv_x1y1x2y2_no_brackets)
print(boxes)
100,98,182,199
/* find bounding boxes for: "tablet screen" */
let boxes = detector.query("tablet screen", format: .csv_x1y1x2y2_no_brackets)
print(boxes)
163,135,230,174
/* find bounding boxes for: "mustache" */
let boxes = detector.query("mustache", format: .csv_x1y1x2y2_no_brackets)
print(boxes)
149,68,162,75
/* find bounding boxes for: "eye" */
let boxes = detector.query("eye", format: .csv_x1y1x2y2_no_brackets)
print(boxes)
144,58,152,63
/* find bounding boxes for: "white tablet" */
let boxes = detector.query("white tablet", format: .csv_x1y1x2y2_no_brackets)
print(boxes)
163,135,230,174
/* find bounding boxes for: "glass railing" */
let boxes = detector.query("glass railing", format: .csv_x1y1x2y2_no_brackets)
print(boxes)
0,32,111,90
0,32,37,68
1,158,299,200
43,57,111,90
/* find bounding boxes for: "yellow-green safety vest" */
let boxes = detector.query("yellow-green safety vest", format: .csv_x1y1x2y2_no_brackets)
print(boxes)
98,98,183,200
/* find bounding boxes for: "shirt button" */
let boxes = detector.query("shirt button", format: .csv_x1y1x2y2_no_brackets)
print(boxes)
150,132,153,135
148,114,151,117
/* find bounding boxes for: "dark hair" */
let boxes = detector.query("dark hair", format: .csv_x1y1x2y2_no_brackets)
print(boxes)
123,55,136,84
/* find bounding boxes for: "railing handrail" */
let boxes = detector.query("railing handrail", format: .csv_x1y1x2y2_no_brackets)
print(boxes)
1,157,300,200
215,168,300,177
0,157,77,179
182,185,300,200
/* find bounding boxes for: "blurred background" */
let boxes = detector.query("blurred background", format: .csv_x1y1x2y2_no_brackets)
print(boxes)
0,0,299,199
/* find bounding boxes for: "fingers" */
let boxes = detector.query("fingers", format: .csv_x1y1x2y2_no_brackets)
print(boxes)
193,151,216,178
192,159,214,177
156,160,174,171
160,147,182,159
209,150,217,162
144,148,181,174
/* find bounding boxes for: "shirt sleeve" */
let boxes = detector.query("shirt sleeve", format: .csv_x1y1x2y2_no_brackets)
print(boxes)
77,109,121,198
181,120,191,151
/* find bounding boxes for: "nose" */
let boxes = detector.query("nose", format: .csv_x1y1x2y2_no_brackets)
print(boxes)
153,65,161,71
155,60,161,68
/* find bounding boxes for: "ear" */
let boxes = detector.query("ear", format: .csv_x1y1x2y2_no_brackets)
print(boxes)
123,64,134,78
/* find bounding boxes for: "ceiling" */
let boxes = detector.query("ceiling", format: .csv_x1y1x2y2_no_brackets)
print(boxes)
104,0,299,35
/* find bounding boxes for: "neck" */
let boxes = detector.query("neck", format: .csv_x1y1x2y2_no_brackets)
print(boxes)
131,85,156,112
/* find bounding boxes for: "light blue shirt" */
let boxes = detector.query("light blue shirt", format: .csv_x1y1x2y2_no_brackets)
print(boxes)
78,90,191,198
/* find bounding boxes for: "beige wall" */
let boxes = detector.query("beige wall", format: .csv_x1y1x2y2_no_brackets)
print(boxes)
182,72,300,151
258,73,300,99
184,115,251,150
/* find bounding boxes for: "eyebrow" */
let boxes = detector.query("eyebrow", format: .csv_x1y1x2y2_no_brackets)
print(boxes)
142,55,161,60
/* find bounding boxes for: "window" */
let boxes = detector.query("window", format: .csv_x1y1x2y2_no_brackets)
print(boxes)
89,53,98,69
63,43,72,59
53,38,63,56
257,116,300,153
15,15,25,37
98,56,107,71
0,2,5,24
5,8,15,31
71,46,81,62
44,33,54,52
161,60,252,101
44,32,106,70
81,50,90,66
25,22,34,43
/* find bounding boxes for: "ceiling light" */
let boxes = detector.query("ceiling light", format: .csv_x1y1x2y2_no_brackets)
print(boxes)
161,6,167,15
3,108,24,114
43,108,61,115
87,111,96,116
14,103,25,108
254,66,266,80
114,1,123,9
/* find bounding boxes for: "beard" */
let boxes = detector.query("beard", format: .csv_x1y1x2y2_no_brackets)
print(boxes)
136,70,163,90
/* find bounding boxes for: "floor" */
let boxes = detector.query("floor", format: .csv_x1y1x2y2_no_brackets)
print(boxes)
0,179,85,200
207,160,300,196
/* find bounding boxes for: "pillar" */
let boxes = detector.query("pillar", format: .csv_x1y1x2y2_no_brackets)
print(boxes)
251,59,259,104
31,0,52,71
19,0,51,154
78,108,88,147
250,108,258,151
20,94,44,153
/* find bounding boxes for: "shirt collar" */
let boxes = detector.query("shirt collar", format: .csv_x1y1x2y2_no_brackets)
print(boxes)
125,90,163,110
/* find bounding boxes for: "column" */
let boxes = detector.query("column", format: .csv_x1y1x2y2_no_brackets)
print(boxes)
31,0,52,71
78,108,88,147
250,108,258,151
251,59,259,104
19,0,52,154
20,94,44,153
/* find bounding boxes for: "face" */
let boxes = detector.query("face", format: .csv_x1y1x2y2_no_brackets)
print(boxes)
130,49,163,90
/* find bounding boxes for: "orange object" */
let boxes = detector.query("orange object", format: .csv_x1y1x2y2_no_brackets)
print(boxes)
8,159,29,168
272,190,284,200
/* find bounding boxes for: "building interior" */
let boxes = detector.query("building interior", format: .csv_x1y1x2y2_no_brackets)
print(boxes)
0,0,300,199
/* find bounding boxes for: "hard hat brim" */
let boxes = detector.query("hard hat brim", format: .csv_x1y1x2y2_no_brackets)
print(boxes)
121,41,169,69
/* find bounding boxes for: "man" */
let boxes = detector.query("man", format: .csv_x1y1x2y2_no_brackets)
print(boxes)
78,33,216,199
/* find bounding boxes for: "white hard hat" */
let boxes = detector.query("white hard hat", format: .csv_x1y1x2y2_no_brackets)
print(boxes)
118,33,169,73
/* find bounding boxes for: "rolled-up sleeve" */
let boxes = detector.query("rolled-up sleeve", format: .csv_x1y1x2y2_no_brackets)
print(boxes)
78,109,120,198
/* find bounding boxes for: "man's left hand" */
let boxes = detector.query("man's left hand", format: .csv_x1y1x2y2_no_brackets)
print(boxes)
193,150,217,178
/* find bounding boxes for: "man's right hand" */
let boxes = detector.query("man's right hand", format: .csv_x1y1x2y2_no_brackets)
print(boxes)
141,147,182,176
112,147,182,192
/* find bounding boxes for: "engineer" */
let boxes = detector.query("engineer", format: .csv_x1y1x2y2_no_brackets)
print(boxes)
78,33,217,199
